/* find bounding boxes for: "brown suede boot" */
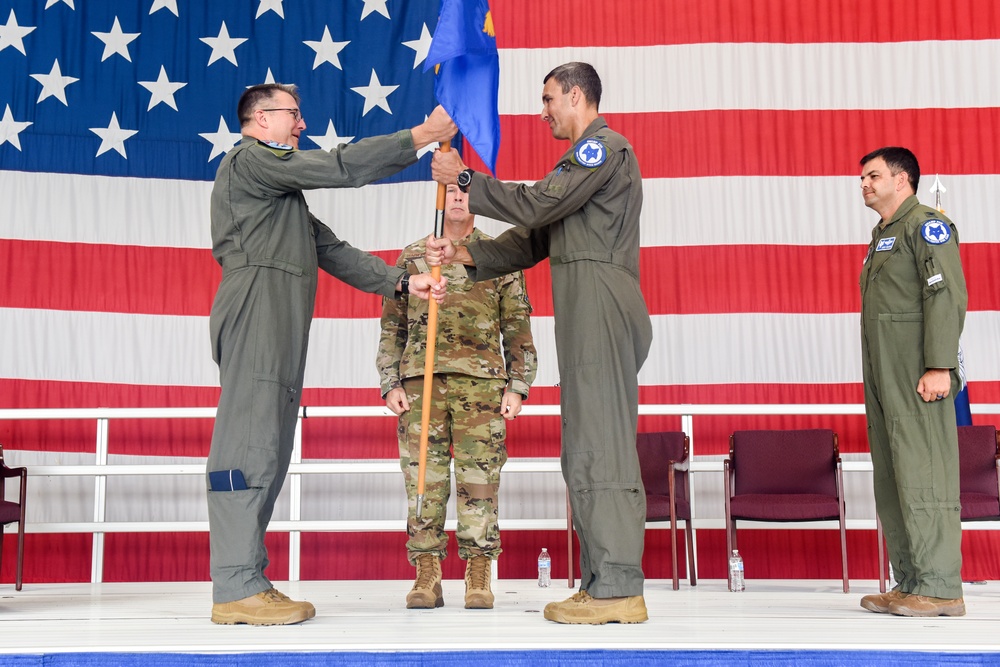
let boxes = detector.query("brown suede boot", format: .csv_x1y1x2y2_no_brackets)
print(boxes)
464,555,494,609
405,553,444,609
211,588,315,625
543,590,648,624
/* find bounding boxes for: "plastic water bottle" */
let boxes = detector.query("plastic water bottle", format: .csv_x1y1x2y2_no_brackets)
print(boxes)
537,548,551,587
728,549,745,592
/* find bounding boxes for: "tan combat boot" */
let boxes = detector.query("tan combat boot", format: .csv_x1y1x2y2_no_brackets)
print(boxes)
543,590,648,624
211,587,316,625
464,555,494,609
406,553,444,609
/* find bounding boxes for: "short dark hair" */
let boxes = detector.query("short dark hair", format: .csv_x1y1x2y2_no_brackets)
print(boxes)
237,83,300,127
860,146,920,193
543,62,602,110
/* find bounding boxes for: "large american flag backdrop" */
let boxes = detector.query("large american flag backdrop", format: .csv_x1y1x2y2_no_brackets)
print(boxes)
2,0,999,585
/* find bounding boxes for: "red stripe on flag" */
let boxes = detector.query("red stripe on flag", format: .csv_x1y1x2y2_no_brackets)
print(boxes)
494,0,1000,47
19,529,1000,583
463,109,1000,181
0,240,220,316
5,240,999,316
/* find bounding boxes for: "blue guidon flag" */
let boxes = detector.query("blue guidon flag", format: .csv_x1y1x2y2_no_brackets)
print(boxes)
424,0,500,175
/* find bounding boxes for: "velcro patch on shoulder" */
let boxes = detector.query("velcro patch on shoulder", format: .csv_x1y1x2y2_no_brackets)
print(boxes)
571,138,607,169
257,140,296,157
921,219,951,245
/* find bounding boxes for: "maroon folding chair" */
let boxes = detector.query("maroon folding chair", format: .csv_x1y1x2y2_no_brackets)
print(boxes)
637,431,697,590
724,429,849,592
0,444,27,591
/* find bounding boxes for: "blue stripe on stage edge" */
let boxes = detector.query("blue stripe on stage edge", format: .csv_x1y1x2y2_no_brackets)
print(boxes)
2,651,1000,667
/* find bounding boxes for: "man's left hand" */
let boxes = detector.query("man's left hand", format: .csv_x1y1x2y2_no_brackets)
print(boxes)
916,368,951,402
431,149,466,186
408,273,447,303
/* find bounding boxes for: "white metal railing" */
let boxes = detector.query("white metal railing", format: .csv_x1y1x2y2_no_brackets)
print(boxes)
2,403,999,583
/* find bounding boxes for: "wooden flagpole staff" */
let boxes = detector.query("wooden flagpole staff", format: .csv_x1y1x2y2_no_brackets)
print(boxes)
415,139,450,520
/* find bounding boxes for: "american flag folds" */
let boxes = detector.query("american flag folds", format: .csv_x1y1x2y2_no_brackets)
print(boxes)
1,0,1000,583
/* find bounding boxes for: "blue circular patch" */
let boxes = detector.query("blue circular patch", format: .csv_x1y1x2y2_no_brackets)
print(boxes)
921,219,951,245
574,139,606,168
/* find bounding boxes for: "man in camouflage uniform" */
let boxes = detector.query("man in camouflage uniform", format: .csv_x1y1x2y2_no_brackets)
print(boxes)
377,183,536,610
427,63,653,624
857,147,968,618
207,83,453,626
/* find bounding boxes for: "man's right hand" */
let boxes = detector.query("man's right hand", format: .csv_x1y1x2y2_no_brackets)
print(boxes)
425,235,457,266
411,105,457,149
385,387,409,416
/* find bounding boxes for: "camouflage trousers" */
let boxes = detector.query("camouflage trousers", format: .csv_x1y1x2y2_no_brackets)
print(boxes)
399,374,508,563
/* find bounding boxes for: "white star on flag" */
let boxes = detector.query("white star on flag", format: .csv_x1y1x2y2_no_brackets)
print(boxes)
200,22,247,66
148,0,179,16
0,9,36,55
247,69,278,88
89,112,138,158
138,65,187,111
44,0,75,9
350,69,398,116
256,0,285,19
199,116,242,161
402,24,432,69
30,59,79,105
308,120,355,151
92,17,140,62
360,0,390,20
0,104,33,150
304,26,349,71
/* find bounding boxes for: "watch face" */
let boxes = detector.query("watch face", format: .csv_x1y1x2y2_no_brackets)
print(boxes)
458,170,471,186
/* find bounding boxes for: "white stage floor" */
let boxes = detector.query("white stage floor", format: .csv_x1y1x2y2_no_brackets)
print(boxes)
2,579,1000,655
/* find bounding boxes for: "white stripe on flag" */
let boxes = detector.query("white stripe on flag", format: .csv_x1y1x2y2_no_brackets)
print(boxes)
498,41,1000,114
4,307,999,388
5,170,999,249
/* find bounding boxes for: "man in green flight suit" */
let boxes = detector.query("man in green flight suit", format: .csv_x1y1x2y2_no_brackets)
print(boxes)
857,146,968,617
207,83,454,626
377,183,536,611
426,62,653,625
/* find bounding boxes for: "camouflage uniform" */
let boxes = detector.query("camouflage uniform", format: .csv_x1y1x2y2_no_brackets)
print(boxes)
377,229,536,562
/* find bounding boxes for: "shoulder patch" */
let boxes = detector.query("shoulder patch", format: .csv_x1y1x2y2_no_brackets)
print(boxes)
572,138,607,169
921,219,951,245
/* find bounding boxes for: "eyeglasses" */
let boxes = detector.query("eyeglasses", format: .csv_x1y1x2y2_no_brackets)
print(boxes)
259,107,302,122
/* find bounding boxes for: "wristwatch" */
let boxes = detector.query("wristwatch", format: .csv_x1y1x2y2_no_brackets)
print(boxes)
399,273,410,295
457,168,475,193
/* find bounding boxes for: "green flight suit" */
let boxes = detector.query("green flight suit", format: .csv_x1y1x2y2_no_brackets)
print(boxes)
207,132,417,603
461,117,653,598
859,195,968,599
